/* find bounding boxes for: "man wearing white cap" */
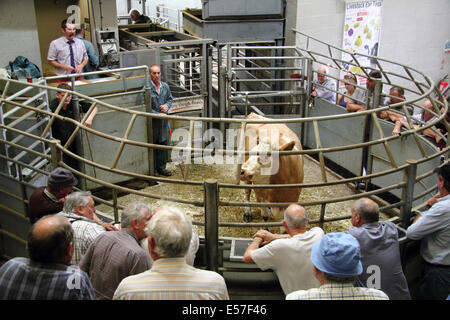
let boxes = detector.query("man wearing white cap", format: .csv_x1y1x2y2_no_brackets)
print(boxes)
286,232,389,300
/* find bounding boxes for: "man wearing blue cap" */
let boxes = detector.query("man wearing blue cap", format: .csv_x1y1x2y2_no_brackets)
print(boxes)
286,233,389,300
406,164,450,300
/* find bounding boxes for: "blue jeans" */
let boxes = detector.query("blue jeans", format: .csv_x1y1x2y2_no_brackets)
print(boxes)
417,261,450,300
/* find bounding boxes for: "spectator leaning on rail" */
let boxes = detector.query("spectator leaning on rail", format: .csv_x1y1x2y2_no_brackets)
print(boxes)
113,206,229,300
243,204,324,295
311,65,337,103
79,202,152,300
378,86,413,136
0,215,95,300
27,167,78,224
411,99,447,150
286,232,389,300
346,198,411,300
406,164,450,300
57,191,116,264
346,70,383,112
47,19,88,81
336,72,365,109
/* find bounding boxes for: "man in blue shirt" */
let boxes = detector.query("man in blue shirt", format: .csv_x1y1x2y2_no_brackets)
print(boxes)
406,164,450,300
149,64,173,176
0,215,95,300
75,25,99,79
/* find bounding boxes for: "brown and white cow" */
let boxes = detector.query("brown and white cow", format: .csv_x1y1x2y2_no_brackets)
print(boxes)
238,113,304,221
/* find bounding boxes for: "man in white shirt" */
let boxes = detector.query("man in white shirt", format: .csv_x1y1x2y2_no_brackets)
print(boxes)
243,204,324,295
47,19,88,78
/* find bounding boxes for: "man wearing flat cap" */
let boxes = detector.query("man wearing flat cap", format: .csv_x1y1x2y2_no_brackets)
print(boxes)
406,163,450,300
286,232,389,300
27,167,78,224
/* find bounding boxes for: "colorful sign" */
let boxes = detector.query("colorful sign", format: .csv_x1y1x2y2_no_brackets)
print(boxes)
341,0,383,84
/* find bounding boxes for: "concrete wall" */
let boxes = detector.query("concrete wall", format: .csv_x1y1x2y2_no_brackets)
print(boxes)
0,0,42,72
296,0,450,94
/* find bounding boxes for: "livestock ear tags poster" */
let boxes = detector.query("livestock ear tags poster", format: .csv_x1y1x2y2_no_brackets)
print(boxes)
341,0,383,84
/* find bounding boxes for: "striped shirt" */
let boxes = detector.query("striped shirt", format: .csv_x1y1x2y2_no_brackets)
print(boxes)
286,283,389,300
113,257,229,300
0,257,95,300
58,211,105,264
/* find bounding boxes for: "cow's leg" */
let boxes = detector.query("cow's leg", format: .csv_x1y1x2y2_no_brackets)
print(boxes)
243,187,253,222
262,207,271,221
270,207,286,233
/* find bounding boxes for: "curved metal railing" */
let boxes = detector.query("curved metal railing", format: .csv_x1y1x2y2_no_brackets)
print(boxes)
0,34,449,266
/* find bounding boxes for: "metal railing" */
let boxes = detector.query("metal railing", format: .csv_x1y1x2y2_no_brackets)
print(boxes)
0,35,449,271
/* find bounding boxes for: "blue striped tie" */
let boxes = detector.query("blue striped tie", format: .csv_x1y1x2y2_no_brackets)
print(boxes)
67,41,76,74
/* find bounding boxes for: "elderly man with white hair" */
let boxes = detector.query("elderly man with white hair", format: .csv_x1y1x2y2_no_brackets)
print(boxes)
312,65,337,103
80,202,152,300
58,191,109,264
113,206,229,300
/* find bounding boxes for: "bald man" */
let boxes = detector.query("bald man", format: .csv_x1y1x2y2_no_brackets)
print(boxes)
243,204,324,295
346,198,411,300
0,215,95,299
312,65,337,103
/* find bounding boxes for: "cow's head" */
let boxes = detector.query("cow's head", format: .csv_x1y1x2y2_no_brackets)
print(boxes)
240,136,295,184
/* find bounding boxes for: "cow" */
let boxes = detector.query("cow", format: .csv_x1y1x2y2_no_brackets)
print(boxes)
238,113,304,222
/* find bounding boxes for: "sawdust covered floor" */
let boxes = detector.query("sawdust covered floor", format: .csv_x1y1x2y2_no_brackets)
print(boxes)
96,156,358,238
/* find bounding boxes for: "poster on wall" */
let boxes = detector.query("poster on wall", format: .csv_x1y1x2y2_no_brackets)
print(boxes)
341,0,383,85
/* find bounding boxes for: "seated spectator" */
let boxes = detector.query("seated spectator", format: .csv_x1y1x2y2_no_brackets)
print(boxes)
243,204,324,295
286,232,389,300
347,70,383,112
346,198,411,299
113,206,229,300
412,99,446,149
379,86,412,135
406,164,450,300
312,65,337,103
130,9,151,24
79,202,152,300
27,167,77,224
58,191,113,264
336,73,365,109
0,215,95,300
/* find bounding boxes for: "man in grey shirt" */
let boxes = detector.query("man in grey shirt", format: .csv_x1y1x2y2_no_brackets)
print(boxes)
312,65,337,103
347,198,411,300
406,164,450,300
79,202,152,299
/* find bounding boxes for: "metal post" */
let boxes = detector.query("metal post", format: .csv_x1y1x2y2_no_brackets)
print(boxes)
112,188,119,224
401,160,418,228
49,139,62,170
70,80,86,188
302,59,313,148
218,65,226,145
144,71,155,178
204,178,219,272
